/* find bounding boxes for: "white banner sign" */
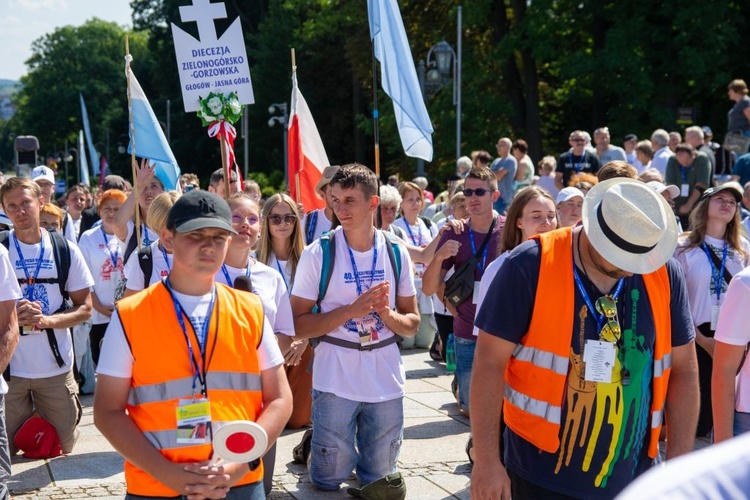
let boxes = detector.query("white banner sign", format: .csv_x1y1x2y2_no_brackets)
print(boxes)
171,0,254,112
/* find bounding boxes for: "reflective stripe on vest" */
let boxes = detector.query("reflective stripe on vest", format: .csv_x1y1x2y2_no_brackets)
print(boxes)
128,372,263,406
512,344,569,376
504,383,562,425
653,353,672,378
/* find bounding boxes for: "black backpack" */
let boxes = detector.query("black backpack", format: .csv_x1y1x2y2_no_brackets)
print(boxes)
1,229,71,373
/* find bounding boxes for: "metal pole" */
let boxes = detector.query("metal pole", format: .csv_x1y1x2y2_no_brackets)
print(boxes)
243,106,249,180
166,99,171,143
416,59,426,177
456,6,462,163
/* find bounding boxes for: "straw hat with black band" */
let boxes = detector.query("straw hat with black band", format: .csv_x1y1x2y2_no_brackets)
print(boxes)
582,178,678,275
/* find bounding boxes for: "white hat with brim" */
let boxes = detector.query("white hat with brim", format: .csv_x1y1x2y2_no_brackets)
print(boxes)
646,181,680,199
315,165,340,197
583,178,678,275
556,186,585,205
31,166,55,184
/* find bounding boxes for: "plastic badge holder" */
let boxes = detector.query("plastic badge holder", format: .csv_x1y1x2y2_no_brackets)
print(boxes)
209,420,268,465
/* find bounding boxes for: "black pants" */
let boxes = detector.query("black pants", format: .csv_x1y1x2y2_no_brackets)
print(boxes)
696,323,714,437
434,313,453,361
508,470,578,499
89,322,109,366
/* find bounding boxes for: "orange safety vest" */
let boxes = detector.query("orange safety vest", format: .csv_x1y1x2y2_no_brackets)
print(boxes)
503,227,672,459
117,282,266,497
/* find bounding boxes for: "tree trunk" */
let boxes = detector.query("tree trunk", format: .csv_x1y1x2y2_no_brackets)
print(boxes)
491,1,526,135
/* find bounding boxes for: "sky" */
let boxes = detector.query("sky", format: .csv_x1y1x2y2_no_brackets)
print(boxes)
0,0,133,81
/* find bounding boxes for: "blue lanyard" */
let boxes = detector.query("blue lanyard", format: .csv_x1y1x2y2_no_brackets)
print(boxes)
164,278,216,395
100,227,119,269
404,219,422,246
306,210,318,244
680,166,688,184
572,153,586,173
220,260,252,287
142,225,151,247
702,243,728,303
344,231,379,295
13,232,45,300
468,225,490,272
572,264,625,331
274,257,292,296
159,244,172,272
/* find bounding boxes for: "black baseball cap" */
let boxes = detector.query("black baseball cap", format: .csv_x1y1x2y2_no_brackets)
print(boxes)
166,190,237,234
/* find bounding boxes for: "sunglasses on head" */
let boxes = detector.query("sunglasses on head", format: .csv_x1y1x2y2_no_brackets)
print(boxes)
463,188,492,197
595,295,621,343
268,214,297,225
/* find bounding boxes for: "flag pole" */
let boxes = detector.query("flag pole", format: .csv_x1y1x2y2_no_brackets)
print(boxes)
220,132,231,200
371,46,380,178
125,35,141,250
291,48,300,204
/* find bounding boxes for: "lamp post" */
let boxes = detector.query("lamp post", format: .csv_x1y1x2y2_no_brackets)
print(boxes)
268,102,289,186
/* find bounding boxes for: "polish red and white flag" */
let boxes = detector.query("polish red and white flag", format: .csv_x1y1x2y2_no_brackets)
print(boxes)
287,71,329,211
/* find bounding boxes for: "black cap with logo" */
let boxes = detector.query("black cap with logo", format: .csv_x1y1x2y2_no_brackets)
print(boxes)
166,190,237,234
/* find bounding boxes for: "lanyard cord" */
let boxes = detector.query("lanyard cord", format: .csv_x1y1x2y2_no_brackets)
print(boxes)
100,227,120,269
702,242,728,303
343,231,379,295
13,232,45,300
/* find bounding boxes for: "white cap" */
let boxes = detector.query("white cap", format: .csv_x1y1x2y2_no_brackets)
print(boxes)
646,181,680,199
31,166,55,184
556,186,585,204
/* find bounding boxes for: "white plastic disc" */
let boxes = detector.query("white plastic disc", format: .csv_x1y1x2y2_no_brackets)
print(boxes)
212,420,268,463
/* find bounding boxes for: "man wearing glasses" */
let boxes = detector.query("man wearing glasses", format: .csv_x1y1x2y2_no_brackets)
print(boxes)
423,167,505,419
471,178,698,499
556,130,601,192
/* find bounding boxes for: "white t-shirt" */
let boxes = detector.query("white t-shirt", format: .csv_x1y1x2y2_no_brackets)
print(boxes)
302,208,333,244
78,226,127,325
392,217,438,313
7,230,94,378
124,240,172,291
63,213,80,243
651,146,674,178
715,266,750,412
473,251,510,336
214,260,295,336
674,235,750,327
0,245,23,393
96,288,284,379
292,228,416,403
118,220,159,251
266,254,294,294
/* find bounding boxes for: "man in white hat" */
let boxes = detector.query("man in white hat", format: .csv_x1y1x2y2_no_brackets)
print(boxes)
556,186,585,228
301,165,339,244
30,166,56,204
470,178,699,499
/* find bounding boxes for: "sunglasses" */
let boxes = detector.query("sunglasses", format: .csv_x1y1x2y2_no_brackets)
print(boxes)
268,214,297,226
463,188,492,197
571,138,585,143
595,295,621,343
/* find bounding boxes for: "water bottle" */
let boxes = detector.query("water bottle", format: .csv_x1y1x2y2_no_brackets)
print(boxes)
446,334,456,372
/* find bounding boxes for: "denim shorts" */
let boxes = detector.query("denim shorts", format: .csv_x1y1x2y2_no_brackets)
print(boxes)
309,389,403,491
454,337,477,410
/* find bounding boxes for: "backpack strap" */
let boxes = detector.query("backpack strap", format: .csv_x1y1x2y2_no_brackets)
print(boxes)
382,230,401,299
313,230,336,314
48,230,70,302
305,210,318,245
138,245,154,287
123,229,139,264
418,214,433,230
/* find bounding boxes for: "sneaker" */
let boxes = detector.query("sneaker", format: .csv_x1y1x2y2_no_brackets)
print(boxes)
292,429,312,464
465,435,474,465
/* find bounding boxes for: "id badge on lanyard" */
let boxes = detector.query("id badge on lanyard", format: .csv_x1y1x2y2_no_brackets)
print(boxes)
176,397,211,444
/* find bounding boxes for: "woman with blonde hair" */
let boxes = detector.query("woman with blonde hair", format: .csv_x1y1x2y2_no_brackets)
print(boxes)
675,185,750,437
393,181,438,349
122,191,180,296
258,193,311,427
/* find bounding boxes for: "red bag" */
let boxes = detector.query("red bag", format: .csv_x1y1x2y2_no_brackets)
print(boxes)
14,416,63,459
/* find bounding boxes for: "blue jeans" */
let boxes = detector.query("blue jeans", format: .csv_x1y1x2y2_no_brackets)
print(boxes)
734,411,750,436
309,389,403,490
455,337,477,410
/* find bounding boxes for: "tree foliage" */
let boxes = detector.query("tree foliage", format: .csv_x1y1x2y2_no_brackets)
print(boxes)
6,1,750,191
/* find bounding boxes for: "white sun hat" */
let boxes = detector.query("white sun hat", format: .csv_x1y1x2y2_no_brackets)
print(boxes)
583,178,677,274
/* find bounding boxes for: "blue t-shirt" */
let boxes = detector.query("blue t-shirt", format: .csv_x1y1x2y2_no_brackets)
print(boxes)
732,152,750,186
475,238,694,499
490,156,518,205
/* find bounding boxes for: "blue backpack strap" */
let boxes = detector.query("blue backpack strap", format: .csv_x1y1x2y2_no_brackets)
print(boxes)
381,230,401,299
313,230,336,314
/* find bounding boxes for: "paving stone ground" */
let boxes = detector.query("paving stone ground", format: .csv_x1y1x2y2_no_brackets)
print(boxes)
10,350,473,499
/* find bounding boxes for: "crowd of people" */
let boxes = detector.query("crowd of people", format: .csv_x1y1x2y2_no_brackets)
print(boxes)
2,94,750,498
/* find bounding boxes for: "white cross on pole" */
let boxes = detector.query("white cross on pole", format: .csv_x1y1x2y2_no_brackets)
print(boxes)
179,0,227,43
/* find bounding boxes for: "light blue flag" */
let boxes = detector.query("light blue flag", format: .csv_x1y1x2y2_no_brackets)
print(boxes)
127,69,181,190
79,93,99,182
368,0,433,162
78,130,90,185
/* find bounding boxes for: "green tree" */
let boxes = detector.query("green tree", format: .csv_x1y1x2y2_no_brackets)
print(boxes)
9,19,149,184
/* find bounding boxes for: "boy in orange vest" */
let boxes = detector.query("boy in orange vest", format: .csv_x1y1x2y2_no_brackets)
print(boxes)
94,189,292,499
471,179,699,499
